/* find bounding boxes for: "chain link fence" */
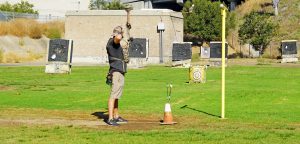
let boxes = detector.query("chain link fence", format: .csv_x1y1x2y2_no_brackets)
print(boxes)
0,11,64,22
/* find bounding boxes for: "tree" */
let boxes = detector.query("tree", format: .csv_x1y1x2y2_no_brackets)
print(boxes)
89,0,106,10
0,0,38,14
13,0,38,14
182,0,235,42
0,2,13,12
88,0,125,10
238,11,278,55
102,0,125,10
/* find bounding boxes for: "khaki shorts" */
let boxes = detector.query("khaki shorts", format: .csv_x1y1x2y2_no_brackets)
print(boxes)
110,72,125,99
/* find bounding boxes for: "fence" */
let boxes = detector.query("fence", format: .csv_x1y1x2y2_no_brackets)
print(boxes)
227,33,285,59
0,11,64,22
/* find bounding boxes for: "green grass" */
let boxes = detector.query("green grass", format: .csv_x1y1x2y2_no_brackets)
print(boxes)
0,65,299,143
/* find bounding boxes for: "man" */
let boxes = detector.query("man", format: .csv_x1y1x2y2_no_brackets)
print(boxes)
105,26,129,126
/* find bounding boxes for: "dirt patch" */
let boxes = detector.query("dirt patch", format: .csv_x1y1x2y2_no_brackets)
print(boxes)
0,117,167,131
0,85,15,91
1,108,299,131
0,108,164,130
0,118,106,127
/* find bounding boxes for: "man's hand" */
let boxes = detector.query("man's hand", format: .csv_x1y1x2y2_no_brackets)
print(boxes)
128,37,133,42
126,22,131,30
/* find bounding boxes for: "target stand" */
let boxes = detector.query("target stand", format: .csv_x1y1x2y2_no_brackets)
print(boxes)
281,40,298,63
128,38,148,68
189,65,207,83
45,39,73,74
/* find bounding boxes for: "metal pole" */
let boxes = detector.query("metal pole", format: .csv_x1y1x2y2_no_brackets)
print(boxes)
221,4,227,119
274,6,278,16
159,30,163,63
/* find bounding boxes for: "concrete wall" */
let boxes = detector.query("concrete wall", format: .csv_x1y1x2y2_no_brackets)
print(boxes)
65,9,183,64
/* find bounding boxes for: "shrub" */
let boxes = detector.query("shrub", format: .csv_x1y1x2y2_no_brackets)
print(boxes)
0,19,64,39
8,19,28,37
4,52,21,63
0,48,3,63
43,21,64,39
45,28,61,39
238,11,278,56
29,23,43,39
0,22,8,35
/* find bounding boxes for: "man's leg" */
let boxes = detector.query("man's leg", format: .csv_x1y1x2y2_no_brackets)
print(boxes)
113,99,119,119
113,98,127,123
108,98,115,120
108,72,127,124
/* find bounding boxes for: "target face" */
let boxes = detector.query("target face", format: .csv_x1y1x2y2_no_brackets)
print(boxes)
193,70,201,80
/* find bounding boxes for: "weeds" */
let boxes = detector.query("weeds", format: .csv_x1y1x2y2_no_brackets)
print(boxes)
0,48,3,63
18,38,24,46
0,19,64,39
1,51,43,63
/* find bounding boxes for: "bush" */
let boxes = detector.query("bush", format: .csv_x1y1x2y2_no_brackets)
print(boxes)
29,23,43,39
0,19,64,39
238,11,278,56
43,21,64,39
8,19,28,37
4,52,21,63
0,22,8,35
0,48,3,63
45,28,61,39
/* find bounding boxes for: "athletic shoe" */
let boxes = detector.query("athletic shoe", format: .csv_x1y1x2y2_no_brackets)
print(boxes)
106,119,119,126
115,117,128,124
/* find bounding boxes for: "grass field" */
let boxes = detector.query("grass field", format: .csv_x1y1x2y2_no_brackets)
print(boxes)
0,65,299,143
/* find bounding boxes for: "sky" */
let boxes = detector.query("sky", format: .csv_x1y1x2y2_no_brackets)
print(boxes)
0,0,90,17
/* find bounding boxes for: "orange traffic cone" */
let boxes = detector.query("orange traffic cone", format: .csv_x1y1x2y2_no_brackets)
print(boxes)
160,103,177,125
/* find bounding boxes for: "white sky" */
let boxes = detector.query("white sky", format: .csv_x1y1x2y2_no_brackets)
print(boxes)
0,0,90,17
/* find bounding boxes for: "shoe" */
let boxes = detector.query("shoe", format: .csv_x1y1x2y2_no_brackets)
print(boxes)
115,116,128,124
106,119,119,126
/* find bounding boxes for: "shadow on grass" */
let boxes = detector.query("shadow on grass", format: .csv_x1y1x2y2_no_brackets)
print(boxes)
91,111,108,121
180,105,221,118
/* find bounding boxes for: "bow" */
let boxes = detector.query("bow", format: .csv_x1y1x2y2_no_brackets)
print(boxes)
122,5,133,63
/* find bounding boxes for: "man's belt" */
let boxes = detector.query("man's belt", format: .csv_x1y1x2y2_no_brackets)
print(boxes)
109,56,124,62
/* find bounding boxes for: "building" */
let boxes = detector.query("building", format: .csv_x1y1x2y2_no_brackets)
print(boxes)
121,0,244,11
120,0,185,11
65,9,183,64
0,0,244,18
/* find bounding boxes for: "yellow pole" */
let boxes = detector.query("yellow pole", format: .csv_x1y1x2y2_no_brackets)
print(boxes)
220,4,227,119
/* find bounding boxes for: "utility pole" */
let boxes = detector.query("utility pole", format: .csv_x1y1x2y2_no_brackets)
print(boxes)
273,0,279,16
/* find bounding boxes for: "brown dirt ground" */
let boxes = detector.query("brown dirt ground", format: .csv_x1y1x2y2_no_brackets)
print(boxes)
0,108,166,130
0,108,299,131
0,85,15,91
